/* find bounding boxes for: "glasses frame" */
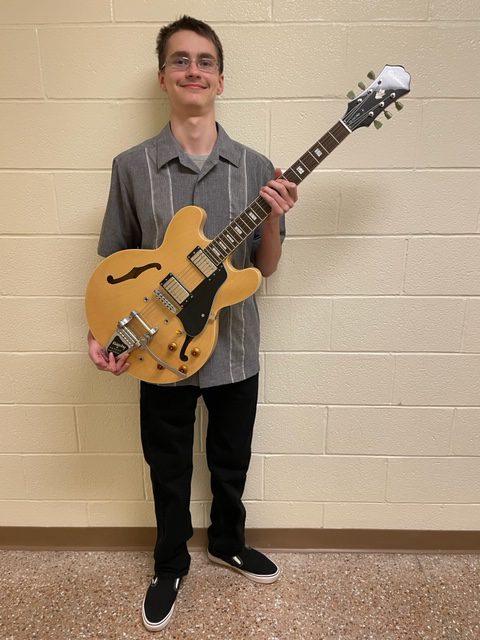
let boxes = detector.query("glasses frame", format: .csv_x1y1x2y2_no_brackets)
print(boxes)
160,55,220,74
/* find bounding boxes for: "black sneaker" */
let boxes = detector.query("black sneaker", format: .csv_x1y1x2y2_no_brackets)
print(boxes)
207,546,280,584
142,575,182,632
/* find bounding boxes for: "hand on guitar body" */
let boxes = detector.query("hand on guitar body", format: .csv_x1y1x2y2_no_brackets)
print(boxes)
88,330,130,376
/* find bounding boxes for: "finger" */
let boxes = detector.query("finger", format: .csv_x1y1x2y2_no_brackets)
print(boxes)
273,179,298,203
261,185,293,212
268,178,296,200
114,362,130,376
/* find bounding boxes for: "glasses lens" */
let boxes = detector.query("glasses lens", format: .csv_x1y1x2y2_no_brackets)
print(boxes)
197,58,217,72
167,56,217,73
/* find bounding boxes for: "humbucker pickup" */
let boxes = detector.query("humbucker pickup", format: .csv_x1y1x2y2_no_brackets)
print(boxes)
188,246,217,277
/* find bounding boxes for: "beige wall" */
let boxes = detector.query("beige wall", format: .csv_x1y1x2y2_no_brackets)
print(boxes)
1,0,480,531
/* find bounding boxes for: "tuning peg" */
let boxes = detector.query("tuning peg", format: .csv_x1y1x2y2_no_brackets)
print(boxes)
346,90,356,99
384,110,393,120
358,81,366,90
373,120,383,129
367,70,376,80
394,101,404,111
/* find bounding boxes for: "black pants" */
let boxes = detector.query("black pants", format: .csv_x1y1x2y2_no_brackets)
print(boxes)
140,374,259,577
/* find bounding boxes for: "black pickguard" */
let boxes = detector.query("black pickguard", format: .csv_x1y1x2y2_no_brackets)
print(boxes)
178,265,227,336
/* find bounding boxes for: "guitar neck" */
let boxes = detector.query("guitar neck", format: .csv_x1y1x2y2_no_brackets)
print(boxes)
204,119,351,265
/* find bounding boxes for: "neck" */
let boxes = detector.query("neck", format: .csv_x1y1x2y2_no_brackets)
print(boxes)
169,112,218,155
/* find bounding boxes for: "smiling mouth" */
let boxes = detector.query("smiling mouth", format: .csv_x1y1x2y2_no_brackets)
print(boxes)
181,83,207,89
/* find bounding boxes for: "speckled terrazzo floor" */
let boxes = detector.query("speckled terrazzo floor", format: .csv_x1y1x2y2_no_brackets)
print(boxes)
1,551,479,639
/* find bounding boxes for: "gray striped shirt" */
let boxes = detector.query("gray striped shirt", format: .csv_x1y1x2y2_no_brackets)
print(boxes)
98,123,285,388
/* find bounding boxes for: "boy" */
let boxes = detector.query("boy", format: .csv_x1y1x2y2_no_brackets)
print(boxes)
88,16,297,632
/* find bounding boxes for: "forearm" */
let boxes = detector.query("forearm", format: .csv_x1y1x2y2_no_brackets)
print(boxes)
254,216,283,277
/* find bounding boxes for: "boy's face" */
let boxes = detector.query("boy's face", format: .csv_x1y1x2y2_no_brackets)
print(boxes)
158,30,224,116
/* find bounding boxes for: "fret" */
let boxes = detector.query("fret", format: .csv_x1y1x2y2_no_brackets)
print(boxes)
318,133,337,154
232,222,247,238
226,223,244,244
234,216,250,235
253,197,270,215
308,145,325,163
328,130,340,144
282,167,298,183
331,121,350,143
245,207,262,226
209,245,223,261
224,231,237,246
218,231,235,251
289,158,310,183
216,238,230,253
203,247,220,266
238,213,255,232
300,153,318,172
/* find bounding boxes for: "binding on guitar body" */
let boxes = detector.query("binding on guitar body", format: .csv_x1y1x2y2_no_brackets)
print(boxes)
85,64,411,384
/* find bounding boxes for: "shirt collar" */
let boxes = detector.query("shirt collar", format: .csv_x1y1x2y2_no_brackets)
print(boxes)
155,122,242,170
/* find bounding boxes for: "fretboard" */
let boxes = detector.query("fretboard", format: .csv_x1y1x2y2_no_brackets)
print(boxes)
203,119,350,266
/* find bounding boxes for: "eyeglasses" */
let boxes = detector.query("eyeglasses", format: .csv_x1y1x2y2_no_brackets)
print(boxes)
161,55,219,74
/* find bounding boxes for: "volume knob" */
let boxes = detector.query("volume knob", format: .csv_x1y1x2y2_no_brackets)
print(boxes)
191,348,201,357
179,365,188,374
168,342,178,351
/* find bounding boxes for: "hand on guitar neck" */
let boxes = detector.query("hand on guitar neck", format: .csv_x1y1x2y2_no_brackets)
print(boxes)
255,168,297,277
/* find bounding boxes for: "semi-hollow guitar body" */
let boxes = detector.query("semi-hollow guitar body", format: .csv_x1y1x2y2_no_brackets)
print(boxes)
86,205,261,384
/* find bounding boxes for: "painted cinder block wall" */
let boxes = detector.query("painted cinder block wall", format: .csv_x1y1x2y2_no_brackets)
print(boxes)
1,0,480,531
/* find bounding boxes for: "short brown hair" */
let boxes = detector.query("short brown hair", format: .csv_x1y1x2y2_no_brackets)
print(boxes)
156,15,224,73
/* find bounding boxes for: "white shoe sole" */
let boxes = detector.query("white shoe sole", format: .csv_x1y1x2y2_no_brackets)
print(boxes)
142,599,175,632
207,551,280,584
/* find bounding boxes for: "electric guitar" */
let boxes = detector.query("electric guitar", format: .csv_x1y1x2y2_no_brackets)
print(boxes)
85,64,411,384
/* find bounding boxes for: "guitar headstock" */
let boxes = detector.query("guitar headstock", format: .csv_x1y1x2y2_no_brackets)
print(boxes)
342,65,411,131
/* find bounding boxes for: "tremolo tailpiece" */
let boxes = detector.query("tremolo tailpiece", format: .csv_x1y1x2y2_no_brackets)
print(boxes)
105,310,188,379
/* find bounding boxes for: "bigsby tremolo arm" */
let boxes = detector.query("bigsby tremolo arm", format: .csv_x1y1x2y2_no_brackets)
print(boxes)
105,310,187,379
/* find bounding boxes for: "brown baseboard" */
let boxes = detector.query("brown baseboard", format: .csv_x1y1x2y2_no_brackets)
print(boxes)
0,527,479,553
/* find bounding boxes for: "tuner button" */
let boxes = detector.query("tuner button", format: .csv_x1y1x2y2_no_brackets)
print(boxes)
367,70,376,80
347,90,355,99
374,120,383,129
358,81,366,90
191,348,201,357
395,101,404,111
168,342,178,351
384,110,393,120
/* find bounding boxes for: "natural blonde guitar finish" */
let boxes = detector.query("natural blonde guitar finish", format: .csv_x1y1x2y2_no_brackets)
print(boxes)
86,205,261,384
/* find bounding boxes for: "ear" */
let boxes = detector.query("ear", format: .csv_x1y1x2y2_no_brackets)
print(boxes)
217,73,224,96
158,70,167,93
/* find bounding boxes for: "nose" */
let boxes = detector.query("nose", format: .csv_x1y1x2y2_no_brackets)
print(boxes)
186,60,202,75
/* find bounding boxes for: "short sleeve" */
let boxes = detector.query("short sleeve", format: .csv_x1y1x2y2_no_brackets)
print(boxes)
97,158,142,257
